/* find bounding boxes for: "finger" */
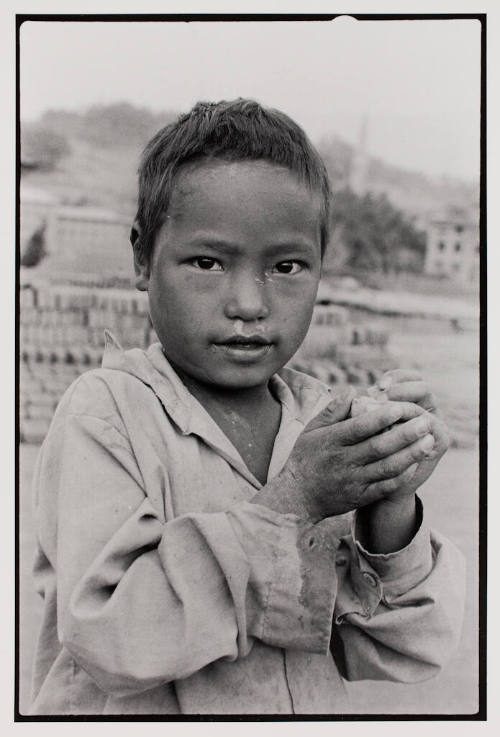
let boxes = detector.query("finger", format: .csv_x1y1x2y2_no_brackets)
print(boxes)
361,465,420,506
377,417,450,493
403,446,445,492
385,381,435,410
353,414,434,463
362,434,436,482
420,415,450,459
336,401,425,444
377,369,423,391
306,387,357,431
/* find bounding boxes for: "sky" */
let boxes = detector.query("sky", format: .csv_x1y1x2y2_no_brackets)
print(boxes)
20,17,481,182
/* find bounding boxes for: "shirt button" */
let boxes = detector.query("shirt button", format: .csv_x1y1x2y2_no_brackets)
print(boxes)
336,556,347,567
363,572,378,587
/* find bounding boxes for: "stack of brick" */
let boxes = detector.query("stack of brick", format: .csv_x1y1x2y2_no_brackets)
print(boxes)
19,281,391,444
20,281,474,450
20,282,157,444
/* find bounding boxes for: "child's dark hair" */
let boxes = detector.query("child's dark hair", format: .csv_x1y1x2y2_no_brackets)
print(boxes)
131,98,331,263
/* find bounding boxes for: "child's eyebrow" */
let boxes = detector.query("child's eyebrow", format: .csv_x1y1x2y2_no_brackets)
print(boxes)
183,237,318,257
186,239,241,256
264,241,318,258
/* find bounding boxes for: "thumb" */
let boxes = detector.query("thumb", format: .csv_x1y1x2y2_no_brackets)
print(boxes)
305,387,356,432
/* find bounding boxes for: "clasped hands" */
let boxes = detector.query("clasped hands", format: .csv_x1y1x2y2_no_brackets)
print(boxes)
277,369,450,525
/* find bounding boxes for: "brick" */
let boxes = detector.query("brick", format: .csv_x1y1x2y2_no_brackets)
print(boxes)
20,417,50,444
28,403,56,421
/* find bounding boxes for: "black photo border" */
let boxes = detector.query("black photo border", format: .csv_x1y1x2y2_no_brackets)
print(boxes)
14,11,487,723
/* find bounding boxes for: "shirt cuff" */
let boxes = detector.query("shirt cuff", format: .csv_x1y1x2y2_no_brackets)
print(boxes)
352,496,434,603
334,497,434,621
226,502,341,655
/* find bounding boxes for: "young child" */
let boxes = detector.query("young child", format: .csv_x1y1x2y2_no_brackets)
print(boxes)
29,99,465,715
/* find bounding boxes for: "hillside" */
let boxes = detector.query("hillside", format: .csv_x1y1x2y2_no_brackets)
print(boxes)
22,136,139,220
318,135,478,217
22,103,479,221
21,103,178,219
20,104,480,288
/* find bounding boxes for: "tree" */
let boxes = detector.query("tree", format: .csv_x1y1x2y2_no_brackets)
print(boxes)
21,223,47,268
21,124,71,171
326,188,426,275
80,103,177,148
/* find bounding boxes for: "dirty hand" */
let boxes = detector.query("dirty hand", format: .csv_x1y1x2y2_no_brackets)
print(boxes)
351,375,449,503
375,369,437,413
276,390,443,523
383,409,450,502
349,382,449,552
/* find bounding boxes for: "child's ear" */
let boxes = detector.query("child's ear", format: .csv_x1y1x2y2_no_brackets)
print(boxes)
130,221,150,291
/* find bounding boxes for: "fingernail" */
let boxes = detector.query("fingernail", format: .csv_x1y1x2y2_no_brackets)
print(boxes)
407,463,418,478
424,449,438,460
414,417,429,436
378,376,392,391
421,434,435,452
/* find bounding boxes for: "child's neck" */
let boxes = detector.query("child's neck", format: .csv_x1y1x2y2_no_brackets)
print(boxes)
171,361,275,415
171,364,282,484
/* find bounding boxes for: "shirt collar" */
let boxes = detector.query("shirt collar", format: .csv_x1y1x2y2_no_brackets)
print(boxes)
102,332,333,486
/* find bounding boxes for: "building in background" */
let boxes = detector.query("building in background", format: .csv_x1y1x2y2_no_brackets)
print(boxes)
48,205,132,275
423,206,479,284
20,184,58,253
20,184,132,277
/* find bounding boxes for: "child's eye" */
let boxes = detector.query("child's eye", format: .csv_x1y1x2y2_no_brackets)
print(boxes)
191,257,224,271
272,261,304,275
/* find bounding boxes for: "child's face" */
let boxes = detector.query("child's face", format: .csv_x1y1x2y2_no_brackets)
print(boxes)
139,159,323,391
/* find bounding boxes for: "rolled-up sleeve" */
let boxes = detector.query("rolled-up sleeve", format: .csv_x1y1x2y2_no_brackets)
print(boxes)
35,411,340,699
332,499,466,683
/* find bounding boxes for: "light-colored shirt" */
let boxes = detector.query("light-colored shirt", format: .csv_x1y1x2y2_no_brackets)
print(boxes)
29,334,465,715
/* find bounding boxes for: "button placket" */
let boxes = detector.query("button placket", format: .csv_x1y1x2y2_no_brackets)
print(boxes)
362,571,378,588
358,569,382,616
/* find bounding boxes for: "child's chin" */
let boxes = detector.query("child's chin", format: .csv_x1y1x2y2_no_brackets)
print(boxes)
212,366,277,389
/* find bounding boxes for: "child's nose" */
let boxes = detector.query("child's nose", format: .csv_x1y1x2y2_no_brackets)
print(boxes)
224,274,270,321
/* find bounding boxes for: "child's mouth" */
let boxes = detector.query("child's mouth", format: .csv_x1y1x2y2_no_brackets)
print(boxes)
215,336,273,361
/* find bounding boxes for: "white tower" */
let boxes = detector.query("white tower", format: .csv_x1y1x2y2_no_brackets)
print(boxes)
349,115,369,194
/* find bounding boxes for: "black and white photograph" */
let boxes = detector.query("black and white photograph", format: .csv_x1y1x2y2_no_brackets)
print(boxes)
15,8,484,721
